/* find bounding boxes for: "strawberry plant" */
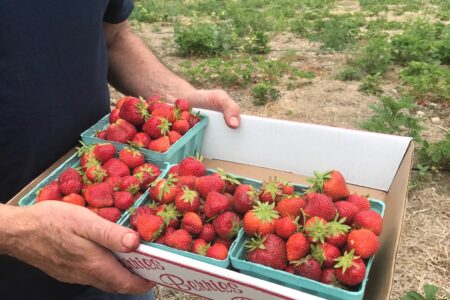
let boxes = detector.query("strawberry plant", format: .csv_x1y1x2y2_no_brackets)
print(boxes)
358,74,383,96
252,82,280,106
402,284,444,300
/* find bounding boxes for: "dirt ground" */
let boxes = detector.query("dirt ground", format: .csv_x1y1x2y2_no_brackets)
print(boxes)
110,21,450,299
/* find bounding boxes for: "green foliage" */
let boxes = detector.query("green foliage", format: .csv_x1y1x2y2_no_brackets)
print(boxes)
358,74,383,96
337,66,364,81
356,36,393,76
252,82,280,105
402,284,443,300
417,134,450,171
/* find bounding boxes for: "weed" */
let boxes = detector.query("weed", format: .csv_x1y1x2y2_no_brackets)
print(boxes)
252,82,280,105
337,66,364,81
356,36,393,76
403,284,445,300
417,133,450,171
358,74,383,96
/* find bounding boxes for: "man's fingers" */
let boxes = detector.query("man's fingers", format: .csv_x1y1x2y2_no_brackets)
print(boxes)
223,100,241,128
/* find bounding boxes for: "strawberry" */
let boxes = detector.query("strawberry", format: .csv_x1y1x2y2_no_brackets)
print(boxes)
105,119,137,143
204,191,230,219
281,181,295,195
168,165,179,176
166,228,192,251
311,243,341,268
98,207,121,223
133,163,161,189
172,119,190,135
129,132,151,148
275,196,306,218
284,265,295,274
147,99,166,113
334,201,359,225
307,170,349,201
62,193,86,206
96,130,107,139
216,168,240,194
152,105,176,123
154,226,176,245
58,168,82,184
147,136,170,152
188,112,201,127
119,147,145,169
86,206,99,214
58,168,83,195
85,165,107,183
36,182,63,202
212,212,241,240
275,216,299,239
179,110,191,121
292,257,322,281
215,238,233,249
198,223,216,243
92,143,116,163
334,250,366,286
181,212,203,235
119,175,141,194
116,96,132,109
192,239,210,256
168,130,182,144
304,216,328,243
113,191,134,211
149,175,179,203
259,178,283,203
142,116,171,139
83,182,114,208
109,108,121,124
195,174,225,198
304,193,337,221
119,96,149,126
232,184,258,214
175,187,200,213
246,234,287,270
104,175,122,191
352,209,383,235
174,98,190,111
286,233,310,261
79,152,99,172
137,214,164,242
347,228,379,259
146,94,162,106
325,218,351,248
320,268,340,286
178,156,206,177
130,203,157,230
103,158,130,177
116,119,138,140
243,201,279,236
176,176,197,190
156,203,181,228
346,194,371,211
206,243,228,260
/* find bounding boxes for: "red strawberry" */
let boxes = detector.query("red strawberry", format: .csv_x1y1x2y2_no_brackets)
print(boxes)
98,207,121,223
243,201,279,236
58,168,83,195
172,119,190,135
149,175,179,203
304,193,336,221
116,119,137,140
215,238,233,249
113,191,134,211
129,132,151,148
58,168,82,184
104,175,122,191
130,203,157,229
119,175,141,194
307,170,349,201
109,108,121,123
347,228,379,259
133,163,161,189
167,165,179,176
286,233,310,261
195,174,225,198
142,116,171,139
103,158,130,177
146,94,162,106
334,250,366,286
178,156,206,177
192,239,210,256
216,168,240,195
304,216,328,243
198,223,216,242
152,105,176,123
85,165,107,183
175,187,200,213
246,234,287,270
321,268,340,285
212,211,241,240
105,119,137,143
188,112,201,128
119,147,145,169
292,257,322,281
275,216,299,239
352,209,383,235
79,152,99,172
96,130,107,139
62,193,85,206
147,136,170,153
119,96,149,126
346,194,371,211
281,181,295,195
116,96,131,109
232,184,258,214
36,182,63,202
147,99,166,113
259,178,283,203
166,229,192,251
154,226,176,245
168,130,182,144
276,196,306,218
92,143,116,163
180,110,191,121
156,203,181,228
204,191,230,219
325,218,351,248
181,212,203,235
285,265,295,274
83,182,114,207
311,243,341,268
335,201,359,225
137,214,165,242
176,176,197,190
86,206,99,215
174,98,190,111
206,243,228,260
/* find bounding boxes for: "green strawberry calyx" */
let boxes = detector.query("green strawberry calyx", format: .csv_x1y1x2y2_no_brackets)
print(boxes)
334,249,359,273
306,170,332,193
326,216,351,238
180,187,199,204
305,217,328,243
252,201,279,223
245,234,266,252
216,168,241,185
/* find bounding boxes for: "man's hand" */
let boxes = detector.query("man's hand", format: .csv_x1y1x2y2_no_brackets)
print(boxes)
186,89,241,129
1,202,154,294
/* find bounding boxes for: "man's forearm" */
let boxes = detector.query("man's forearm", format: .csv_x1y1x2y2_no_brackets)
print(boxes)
106,22,196,102
0,204,24,255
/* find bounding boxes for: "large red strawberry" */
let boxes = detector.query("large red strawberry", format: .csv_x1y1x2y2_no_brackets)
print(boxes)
286,233,310,261
307,170,349,201
311,242,341,268
142,116,171,139
243,201,279,236
304,193,337,221
119,148,145,169
206,243,228,260
92,143,116,163
147,136,170,153
85,165,107,183
246,234,287,270
174,187,200,213
105,175,122,191
232,184,258,214
275,196,306,218
325,218,350,248
275,216,299,239
152,104,176,123
119,96,149,126
181,212,203,235
204,191,230,219
36,181,63,202
188,112,201,128
133,163,161,190
195,174,225,199
320,268,341,286
172,119,190,135
98,207,122,223
83,182,114,208
109,108,121,124
129,132,151,148
168,130,182,144
178,156,206,177
137,214,164,242
216,168,240,194
346,194,371,211
119,175,141,194
166,228,192,251
198,223,216,243
192,239,210,256
174,98,190,111
149,175,179,203
113,191,134,211
130,203,157,229
292,257,322,281
352,209,383,235
176,176,197,190
96,130,107,139
103,158,130,177
347,228,379,259
116,119,138,140
116,96,132,109
304,216,328,243
259,178,283,203
58,168,82,195
62,193,86,206
212,211,241,240
334,201,359,225
334,250,366,286
155,226,176,245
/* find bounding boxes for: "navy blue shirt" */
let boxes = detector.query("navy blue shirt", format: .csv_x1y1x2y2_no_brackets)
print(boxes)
0,0,133,298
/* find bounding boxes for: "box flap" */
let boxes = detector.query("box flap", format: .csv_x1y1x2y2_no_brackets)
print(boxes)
199,110,412,191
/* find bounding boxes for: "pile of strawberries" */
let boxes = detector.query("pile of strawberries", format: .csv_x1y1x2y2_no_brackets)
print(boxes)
35,143,161,223
129,156,244,261
241,170,384,289
95,95,201,153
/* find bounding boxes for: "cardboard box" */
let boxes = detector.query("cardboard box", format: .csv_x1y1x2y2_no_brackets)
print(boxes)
8,110,413,299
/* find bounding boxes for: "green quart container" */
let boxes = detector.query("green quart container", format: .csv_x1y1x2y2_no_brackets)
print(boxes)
80,113,208,165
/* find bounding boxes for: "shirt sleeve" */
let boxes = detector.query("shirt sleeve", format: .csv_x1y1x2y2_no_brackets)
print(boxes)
103,0,134,24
